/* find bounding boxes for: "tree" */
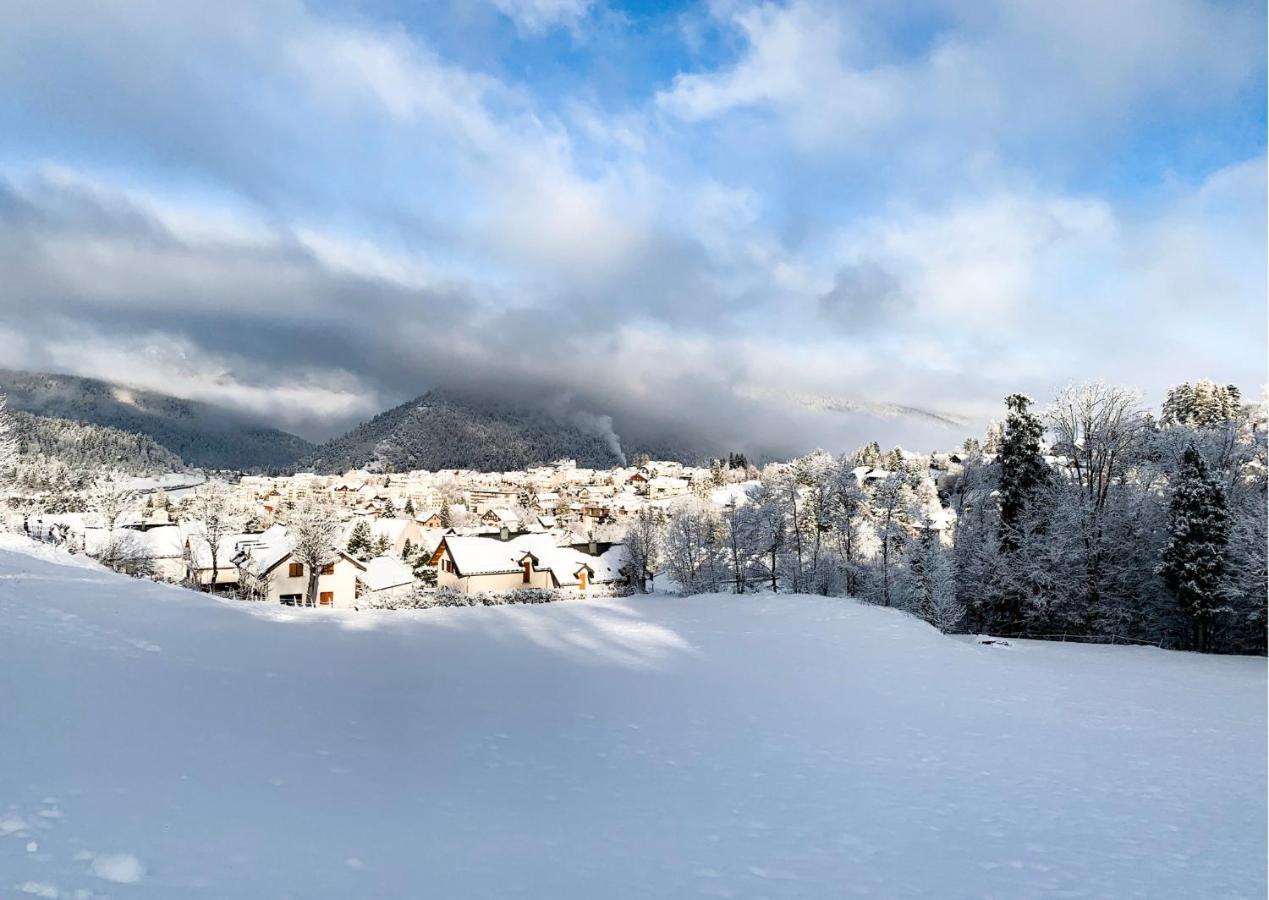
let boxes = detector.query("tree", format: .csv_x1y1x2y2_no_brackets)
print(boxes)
371,534,392,557
621,507,661,593
1162,380,1243,429
346,519,373,558
828,459,868,596
0,392,19,494
188,487,239,591
745,475,786,592
87,476,139,534
1160,446,1230,652
403,497,416,517
902,520,963,633
288,501,343,608
871,472,915,607
719,497,750,593
997,394,1048,548
662,502,718,594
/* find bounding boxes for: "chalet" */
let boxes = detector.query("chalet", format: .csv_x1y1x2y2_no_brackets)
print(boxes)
233,526,366,607
415,510,444,528
429,533,627,594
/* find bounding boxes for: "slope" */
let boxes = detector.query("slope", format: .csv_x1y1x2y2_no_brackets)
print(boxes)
0,369,313,471
0,537,1264,898
300,387,625,473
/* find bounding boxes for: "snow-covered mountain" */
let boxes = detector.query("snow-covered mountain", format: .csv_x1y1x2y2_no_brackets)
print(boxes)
0,369,314,471
1,536,1263,898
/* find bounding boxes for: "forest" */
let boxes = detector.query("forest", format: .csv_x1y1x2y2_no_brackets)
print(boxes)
626,380,1266,654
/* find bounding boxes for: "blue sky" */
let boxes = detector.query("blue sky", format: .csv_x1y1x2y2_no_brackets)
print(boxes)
0,0,1263,454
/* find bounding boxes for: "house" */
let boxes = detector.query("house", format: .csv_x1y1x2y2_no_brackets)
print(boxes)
233,526,366,607
364,516,424,556
415,510,444,528
429,532,628,594
183,527,267,590
83,524,186,582
479,507,520,528
356,555,416,602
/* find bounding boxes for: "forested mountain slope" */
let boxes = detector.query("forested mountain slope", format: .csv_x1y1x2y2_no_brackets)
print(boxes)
303,387,634,472
0,369,312,471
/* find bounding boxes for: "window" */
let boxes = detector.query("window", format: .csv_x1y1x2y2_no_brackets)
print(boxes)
280,593,302,606
319,592,334,606
288,562,304,578
320,563,335,575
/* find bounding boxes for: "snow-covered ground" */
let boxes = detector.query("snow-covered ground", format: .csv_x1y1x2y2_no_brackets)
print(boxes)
1,537,1264,899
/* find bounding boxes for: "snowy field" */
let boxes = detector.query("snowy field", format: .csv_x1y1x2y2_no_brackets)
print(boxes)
1,537,1264,899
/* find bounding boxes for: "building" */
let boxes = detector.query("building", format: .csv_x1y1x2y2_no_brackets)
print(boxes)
356,555,416,603
233,526,366,607
429,532,627,594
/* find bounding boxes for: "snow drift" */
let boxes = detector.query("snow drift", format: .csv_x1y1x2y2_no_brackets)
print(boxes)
0,536,1263,898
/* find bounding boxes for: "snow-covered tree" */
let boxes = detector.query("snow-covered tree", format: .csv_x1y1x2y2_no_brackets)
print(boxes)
902,520,963,633
0,392,20,495
621,507,661,593
346,519,373,558
997,394,1048,548
288,500,343,608
1160,446,1230,652
187,486,240,591
662,502,719,594
870,472,916,607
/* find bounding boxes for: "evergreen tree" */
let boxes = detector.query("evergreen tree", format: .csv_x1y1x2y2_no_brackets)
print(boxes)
1160,446,1230,652
403,497,416,516
997,394,1048,549
346,519,373,558
902,521,963,633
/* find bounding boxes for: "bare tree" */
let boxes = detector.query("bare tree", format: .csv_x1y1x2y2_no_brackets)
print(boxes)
621,507,661,593
871,472,915,607
88,477,139,534
187,486,240,591
288,500,343,607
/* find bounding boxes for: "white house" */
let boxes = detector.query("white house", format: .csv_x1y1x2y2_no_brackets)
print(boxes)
429,532,627,594
233,526,366,607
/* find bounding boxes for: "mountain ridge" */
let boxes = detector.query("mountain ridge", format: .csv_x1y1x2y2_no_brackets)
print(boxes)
0,369,313,471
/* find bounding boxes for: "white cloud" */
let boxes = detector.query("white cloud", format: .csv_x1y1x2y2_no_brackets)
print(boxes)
657,0,1263,156
489,0,593,34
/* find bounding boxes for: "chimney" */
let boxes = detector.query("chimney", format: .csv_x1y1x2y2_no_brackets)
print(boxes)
499,525,510,542
588,538,598,555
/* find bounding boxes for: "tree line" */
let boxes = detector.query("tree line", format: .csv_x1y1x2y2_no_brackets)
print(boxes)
622,380,1266,654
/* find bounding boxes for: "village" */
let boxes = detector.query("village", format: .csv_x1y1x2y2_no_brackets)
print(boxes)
12,450,963,610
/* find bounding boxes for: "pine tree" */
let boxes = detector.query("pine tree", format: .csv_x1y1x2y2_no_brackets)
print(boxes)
997,394,1048,549
1160,446,1230,652
346,519,373,558
403,497,416,517
902,521,963,633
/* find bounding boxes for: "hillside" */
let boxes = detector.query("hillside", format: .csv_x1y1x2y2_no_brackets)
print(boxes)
12,410,184,474
0,370,313,471
0,536,1263,898
301,387,628,472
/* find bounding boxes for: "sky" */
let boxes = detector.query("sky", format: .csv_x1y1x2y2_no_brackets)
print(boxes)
0,0,1264,457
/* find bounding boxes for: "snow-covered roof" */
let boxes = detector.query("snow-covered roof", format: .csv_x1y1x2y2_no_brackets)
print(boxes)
230,525,292,576
358,556,414,592
83,525,185,559
437,533,626,586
